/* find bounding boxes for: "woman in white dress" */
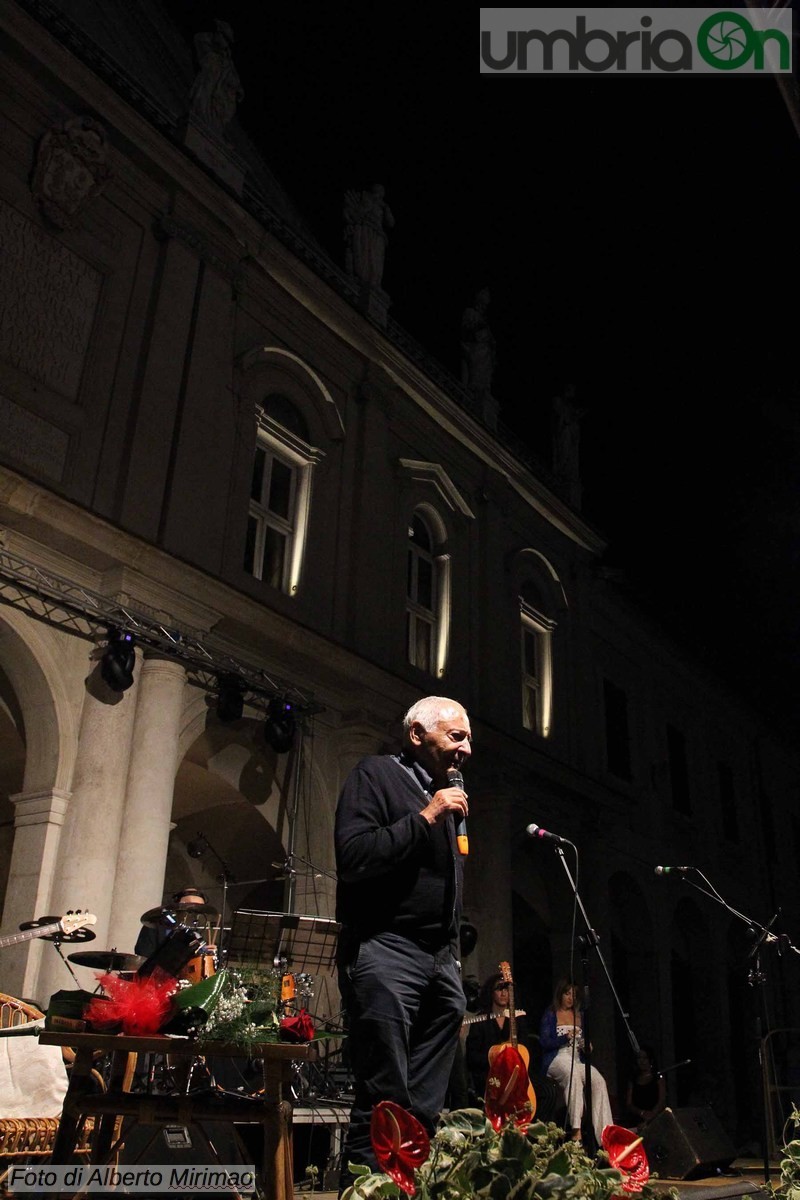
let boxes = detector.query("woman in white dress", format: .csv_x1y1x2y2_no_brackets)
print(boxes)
539,978,613,1143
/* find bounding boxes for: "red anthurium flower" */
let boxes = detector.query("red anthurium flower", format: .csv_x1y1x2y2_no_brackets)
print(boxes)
601,1124,651,1192
370,1100,430,1195
484,1043,534,1132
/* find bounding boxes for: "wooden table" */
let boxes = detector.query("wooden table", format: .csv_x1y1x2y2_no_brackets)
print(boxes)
40,1031,318,1200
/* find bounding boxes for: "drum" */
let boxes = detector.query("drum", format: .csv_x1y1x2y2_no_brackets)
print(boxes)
281,972,297,1014
181,946,217,986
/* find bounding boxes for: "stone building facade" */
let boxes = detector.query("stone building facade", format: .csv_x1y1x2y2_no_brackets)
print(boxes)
0,0,797,1146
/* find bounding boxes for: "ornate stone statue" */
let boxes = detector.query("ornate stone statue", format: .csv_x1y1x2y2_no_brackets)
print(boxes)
460,288,496,399
552,384,586,508
31,117,112,230
343,184,395,290
189,20,244,139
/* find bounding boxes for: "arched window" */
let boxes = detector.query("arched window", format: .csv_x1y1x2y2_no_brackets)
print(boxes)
519,578,555,737
406,509,450,676
245,394,321,594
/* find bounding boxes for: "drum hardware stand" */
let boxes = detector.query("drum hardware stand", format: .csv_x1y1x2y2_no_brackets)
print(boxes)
188,831,236,966
53,940,82,986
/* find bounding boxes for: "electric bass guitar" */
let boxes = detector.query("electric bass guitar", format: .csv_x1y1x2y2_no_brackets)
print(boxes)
0,911,97,949
487,961,536,1116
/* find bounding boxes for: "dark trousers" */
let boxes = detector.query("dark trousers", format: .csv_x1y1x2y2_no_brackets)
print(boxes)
338,931,465,1175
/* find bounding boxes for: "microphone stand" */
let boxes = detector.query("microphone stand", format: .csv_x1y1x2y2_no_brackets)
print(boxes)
188,832,236,966
550,843,641,1155
666,870,796,1183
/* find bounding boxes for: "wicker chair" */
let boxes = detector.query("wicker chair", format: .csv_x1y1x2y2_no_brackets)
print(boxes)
0,994,96,1194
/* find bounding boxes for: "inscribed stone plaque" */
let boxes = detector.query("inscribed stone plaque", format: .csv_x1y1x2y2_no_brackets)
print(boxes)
0,391,69,481
0,200,101,400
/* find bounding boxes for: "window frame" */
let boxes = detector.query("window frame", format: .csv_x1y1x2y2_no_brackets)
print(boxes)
406,507,451,678
247,407,323,595
603,676,632,780
520,599,555,737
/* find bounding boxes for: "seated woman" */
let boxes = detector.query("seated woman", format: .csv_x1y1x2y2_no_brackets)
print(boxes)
465,972,558,1121
625,1045,666,1129
539,978,613,1143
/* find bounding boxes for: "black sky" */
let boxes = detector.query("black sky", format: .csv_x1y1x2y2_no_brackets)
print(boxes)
164,2,800,729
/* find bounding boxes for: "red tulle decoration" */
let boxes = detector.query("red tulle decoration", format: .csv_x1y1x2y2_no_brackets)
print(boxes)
601,1124,651,1193
484,1043,534,1131
84,970,178,1035
370,1101,430,1196
279,1008,315,1043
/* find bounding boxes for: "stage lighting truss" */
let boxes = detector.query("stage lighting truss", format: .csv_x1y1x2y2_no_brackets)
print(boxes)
0,546,323,718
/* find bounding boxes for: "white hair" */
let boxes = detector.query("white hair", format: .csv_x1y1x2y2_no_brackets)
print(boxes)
403,696,466,739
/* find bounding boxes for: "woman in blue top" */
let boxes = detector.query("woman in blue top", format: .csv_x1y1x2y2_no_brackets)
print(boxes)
539,978,612,1143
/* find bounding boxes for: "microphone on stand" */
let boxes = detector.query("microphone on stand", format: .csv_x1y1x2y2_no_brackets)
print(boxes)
526,823,570,846
447,768,469,856
654,865,693,875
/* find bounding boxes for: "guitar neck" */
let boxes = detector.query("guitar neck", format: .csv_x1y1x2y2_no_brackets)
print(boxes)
0,922,61,949
508,980,518,1047
462,1008,526,1028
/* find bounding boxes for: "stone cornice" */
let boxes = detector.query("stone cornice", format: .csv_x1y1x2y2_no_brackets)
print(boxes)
398,459,476,520
4,0,604,556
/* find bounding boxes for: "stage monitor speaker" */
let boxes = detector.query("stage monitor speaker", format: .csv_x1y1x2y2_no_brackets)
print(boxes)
119,1121,257,1174
643,1106,735,1180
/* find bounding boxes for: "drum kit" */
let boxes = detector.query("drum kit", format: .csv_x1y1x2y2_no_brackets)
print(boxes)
23,896,354,1115
61,900,314,1013
65,898,219,986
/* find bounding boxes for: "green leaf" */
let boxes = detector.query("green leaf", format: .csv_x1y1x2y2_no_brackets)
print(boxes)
542,1150,571,1177
532,1172,578,1198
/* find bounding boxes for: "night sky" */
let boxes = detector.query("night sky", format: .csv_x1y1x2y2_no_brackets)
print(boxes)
164,2,800,730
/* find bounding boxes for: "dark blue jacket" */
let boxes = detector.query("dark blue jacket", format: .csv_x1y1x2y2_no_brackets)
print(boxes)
335,754,463,954
539,1007,585,1073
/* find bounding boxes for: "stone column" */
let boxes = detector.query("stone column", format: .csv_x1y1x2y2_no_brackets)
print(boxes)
108,655,187,955
2,789,70,1000
40,663,141,1005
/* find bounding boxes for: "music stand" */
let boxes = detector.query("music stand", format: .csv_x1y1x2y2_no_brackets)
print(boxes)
226,909,340,978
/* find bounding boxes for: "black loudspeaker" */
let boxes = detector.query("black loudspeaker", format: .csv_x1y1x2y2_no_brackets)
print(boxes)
643,1106,735,1180
119,1121,256,1175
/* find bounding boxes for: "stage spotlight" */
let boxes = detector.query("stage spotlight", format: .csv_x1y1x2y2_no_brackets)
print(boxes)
216,674,244,722
100,628,136,692
264,695,295,753
187,833,209,859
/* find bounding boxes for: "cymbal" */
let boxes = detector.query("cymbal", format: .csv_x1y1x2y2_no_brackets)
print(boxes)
19,917,97,943
68,950,144,971
140,903,217,927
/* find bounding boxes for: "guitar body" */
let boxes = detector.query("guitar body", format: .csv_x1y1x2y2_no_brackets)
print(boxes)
486,962,537,1117
488,1038,532,1079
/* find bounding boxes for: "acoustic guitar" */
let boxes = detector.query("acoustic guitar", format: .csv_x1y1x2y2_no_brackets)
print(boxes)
0,910,96,949
487,960,536,1116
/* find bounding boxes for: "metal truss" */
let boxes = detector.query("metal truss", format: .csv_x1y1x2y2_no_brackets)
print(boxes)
0,547,323,716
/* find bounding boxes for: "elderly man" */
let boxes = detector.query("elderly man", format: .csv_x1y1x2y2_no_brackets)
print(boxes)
335,696,471,1176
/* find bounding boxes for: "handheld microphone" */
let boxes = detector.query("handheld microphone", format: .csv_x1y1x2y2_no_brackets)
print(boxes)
526,823,569,846
447,768,469,856
654,865,692,875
